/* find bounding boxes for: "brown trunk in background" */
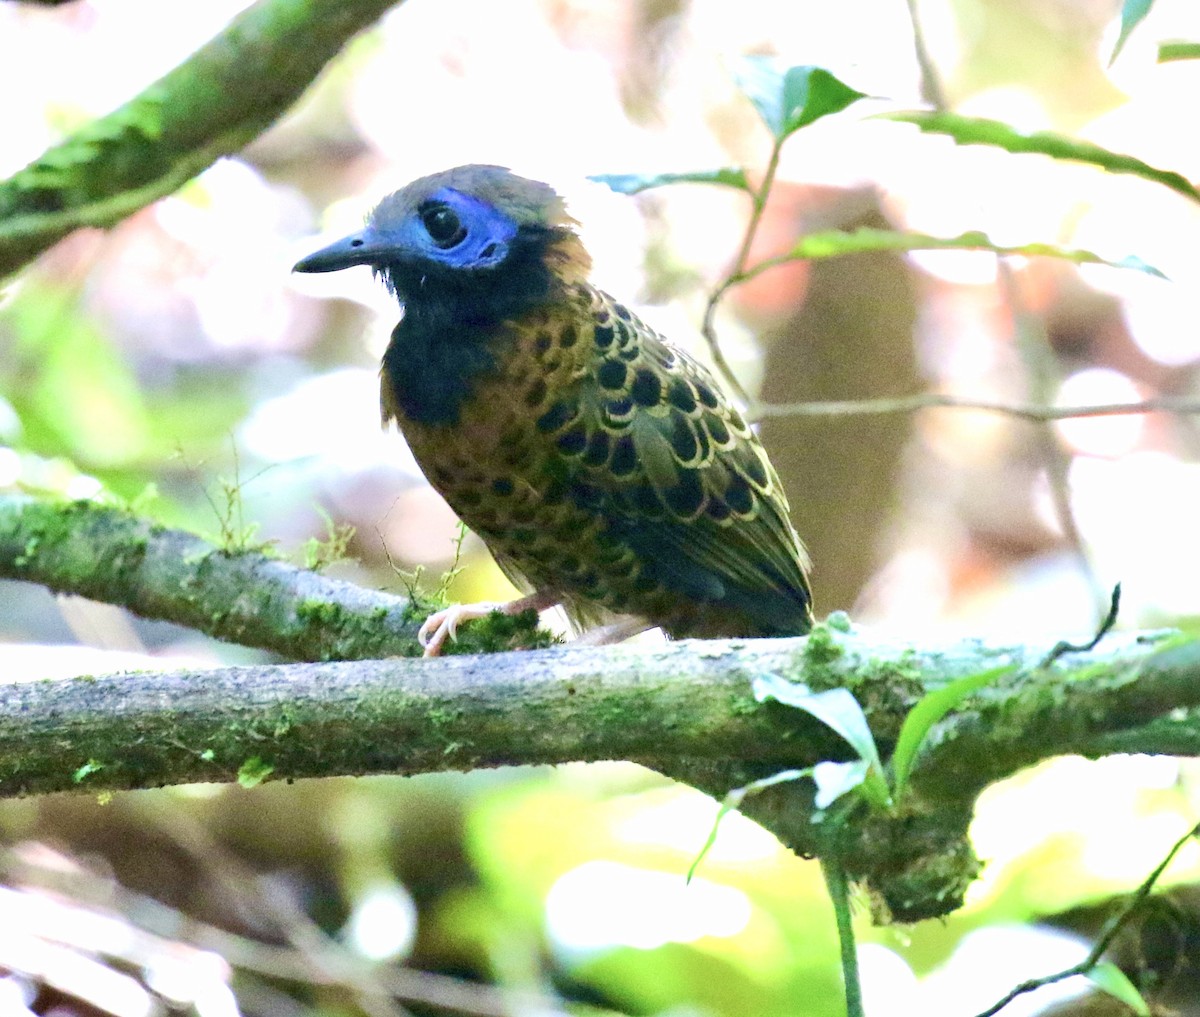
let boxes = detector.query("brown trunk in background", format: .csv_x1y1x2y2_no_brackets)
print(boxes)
754,189,920,614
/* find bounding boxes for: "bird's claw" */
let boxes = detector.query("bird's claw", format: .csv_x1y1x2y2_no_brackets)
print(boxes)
418,602,505,657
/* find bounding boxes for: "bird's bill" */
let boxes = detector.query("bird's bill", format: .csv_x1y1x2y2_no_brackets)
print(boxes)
293,228,396,273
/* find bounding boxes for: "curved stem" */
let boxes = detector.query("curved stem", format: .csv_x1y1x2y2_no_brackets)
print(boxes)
700,137,786,409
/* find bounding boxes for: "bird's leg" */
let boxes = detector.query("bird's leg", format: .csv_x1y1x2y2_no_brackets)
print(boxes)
574,615,654,646
418,591,560,657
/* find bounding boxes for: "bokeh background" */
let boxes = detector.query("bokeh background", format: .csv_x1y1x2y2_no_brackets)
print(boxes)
3,0,1200,1014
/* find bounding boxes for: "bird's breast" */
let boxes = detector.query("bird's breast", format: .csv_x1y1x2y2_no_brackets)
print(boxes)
383,294,601,580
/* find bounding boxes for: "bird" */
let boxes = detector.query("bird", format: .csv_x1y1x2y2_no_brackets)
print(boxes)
294,165,813,655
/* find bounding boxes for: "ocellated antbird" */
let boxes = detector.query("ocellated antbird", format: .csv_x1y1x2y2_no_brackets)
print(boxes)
294,165,813,654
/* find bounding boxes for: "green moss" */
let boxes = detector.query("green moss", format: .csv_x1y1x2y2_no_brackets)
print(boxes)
798,621,847,690
72,759,105,784
236,756,274,788
441,607,558,655
295,598,342,625
426,703,464,726
826,610,853,633
728,694,763,717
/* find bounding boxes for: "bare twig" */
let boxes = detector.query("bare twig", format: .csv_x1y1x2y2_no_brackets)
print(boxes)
972,821,1200,1017
131,801,414,1017
904,0,950,111
751,391,1200,423
1000,264,1107,618
7,843,595,1017
1040,583,1121,668
699,138,789,407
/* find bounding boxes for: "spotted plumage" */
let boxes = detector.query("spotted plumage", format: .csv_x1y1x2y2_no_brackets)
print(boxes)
295,165,812,652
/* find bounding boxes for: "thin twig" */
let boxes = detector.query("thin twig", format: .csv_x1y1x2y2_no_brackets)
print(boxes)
1000,263,1107,619
750,392,1200,424
132,799,415,1017
7,843,592,1017
700,137,788,407
1040,583,1121,669
904,0,950,111
972,821,1200,1017
901,0,1102,621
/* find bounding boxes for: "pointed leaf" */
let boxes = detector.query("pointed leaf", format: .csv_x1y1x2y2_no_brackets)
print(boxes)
885,110,1200,205
1085,963,1150,1016
737,58,867,141
747,227,1164,277
891,664,1017,799
1111,0,1155,64
590,168,751,195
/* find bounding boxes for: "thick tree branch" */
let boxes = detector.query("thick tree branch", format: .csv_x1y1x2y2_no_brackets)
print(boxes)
2,602,1198,921
0,0,401,278
6,497,1200,922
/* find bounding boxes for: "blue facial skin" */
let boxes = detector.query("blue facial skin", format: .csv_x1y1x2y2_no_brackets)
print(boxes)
296,187,561,427
409,188,519,271
293,188,519,279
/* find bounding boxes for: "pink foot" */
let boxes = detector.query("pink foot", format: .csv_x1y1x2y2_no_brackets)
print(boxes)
418,592,558,657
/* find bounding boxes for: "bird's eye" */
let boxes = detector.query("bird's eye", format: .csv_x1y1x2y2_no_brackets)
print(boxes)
420,203,467,249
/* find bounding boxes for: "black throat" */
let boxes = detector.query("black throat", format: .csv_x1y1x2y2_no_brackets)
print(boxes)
379,226,561,427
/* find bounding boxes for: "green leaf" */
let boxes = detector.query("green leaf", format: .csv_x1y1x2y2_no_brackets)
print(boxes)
1112,0,1155,64
1085,963,1150,1016
885,110,1200,205
687,767,813,881
757,227,1165,277
891,664,1017,800
736,58,867,141
753,674,889,806
1159,41,1200,62
237,757,274,789
589,168,750,195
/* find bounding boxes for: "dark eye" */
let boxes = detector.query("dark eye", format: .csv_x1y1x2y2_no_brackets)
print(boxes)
420,203,466,249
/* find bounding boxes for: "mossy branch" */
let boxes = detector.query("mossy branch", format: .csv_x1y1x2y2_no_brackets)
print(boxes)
0,0,400,278
2,505,1199,925
0,494,435,659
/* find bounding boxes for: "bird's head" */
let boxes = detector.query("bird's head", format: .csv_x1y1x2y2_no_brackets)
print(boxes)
294,165,590,313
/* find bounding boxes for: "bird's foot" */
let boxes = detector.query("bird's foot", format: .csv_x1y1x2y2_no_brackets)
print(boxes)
418,592,558,657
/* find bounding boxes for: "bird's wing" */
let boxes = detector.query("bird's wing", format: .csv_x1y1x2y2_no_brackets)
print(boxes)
553,287,812,632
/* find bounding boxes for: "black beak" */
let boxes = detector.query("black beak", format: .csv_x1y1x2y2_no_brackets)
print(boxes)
293,229,397,273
